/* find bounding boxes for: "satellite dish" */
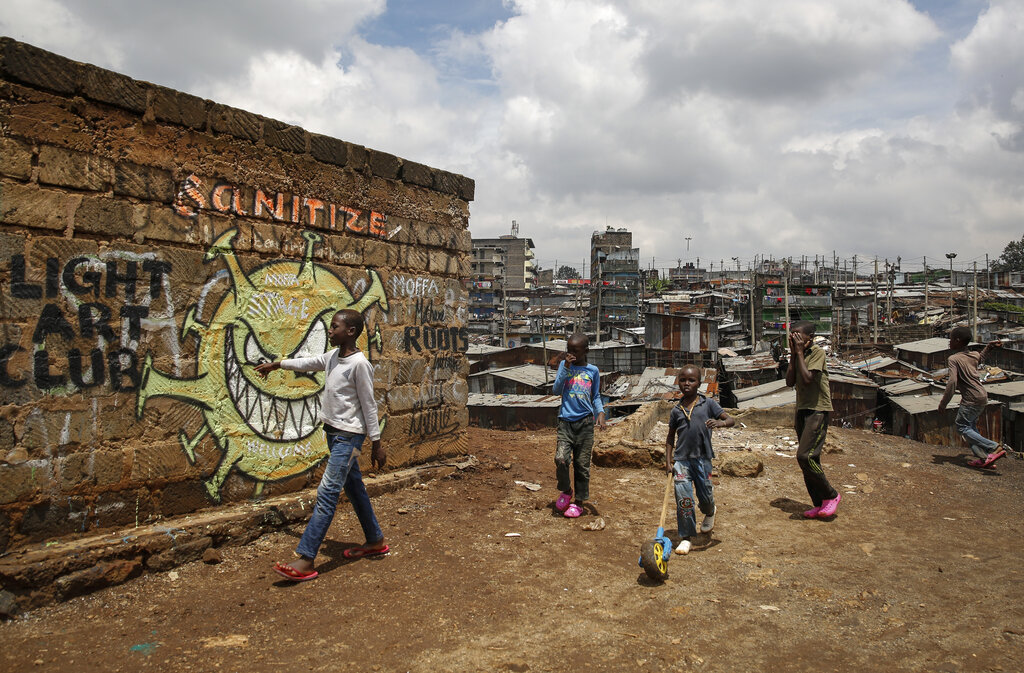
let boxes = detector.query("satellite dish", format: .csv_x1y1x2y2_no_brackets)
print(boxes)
507,339,517,348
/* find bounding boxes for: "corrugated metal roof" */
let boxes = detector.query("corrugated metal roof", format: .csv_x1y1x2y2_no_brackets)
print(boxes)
829,372,878,387
737,388,796,410
467,344,508,356
467,393,562,408
894,337,953,354
983,381,1024,399
733,379,788,402
888,393,978,414
721,354,778,372
881,379,934,395
468,364,554,387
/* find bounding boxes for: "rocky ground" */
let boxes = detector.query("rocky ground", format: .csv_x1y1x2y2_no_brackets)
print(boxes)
1,420,1022,673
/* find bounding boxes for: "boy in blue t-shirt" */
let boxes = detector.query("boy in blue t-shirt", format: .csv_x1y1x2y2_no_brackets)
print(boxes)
551,333,606,518
665,365,734,554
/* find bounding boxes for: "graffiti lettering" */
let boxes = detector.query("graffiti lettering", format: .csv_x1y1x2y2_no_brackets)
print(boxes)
173,175,387,238
408,405,459,439
3,255,170,391
388,274,439,298
412,298,445,325
403,326,468,353
430,353,459,381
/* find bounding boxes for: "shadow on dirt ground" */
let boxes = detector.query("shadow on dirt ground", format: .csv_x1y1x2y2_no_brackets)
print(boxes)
2,425,1023,672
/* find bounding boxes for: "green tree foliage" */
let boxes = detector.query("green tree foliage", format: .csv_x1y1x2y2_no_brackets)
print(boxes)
647,277,672,294
993,235,1024,272
556,264,581,280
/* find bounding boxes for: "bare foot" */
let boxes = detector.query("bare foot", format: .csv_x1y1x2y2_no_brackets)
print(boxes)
280,556,314,574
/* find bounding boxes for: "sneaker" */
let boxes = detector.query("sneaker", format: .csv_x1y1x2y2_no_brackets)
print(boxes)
817,492,842,518
564,503,582,518
674,539,691,555
555,491,572,512
700,507,716,533
803,506,822,519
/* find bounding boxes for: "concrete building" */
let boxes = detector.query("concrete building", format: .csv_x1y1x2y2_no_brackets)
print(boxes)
590,227,640,336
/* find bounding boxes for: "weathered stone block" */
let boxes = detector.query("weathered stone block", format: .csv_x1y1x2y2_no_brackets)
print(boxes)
59,451,91,491
718,452,764,478
148,85,207,130
54,559,142,599
145,535,212,571
158,480,212,516
264,119,307,154
0,462,44,504
346,143,368,169
20,496,86,538
133,203,211,246
210,103,261,142
0,183,76,231
401,161,434,188
74,195,134,237
38,145,114,191
433,170,475,201
0,511,9,554
429,249,458,276
368,150,401,180
310,133,347,166
0,38,82,95
114,162,175,203
0,137,33,180
81,64,148,113
94,488,153,529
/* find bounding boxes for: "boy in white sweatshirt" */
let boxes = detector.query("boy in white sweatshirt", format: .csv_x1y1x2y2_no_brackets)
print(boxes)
256,309,387,581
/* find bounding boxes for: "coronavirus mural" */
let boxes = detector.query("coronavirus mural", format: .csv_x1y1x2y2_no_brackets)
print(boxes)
136,228,389,500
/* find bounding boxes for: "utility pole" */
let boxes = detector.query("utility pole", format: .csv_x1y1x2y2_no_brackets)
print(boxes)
750,267,757,351
886,258,893,339
923,256,928,324
502,282,508,348
986,253,990,289
596,259,602,345
541,303,549,383
783,258,791,342
872,257,879,344
973,261,979,339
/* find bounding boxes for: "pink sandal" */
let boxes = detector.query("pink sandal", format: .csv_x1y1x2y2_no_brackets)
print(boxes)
555,492,572,512
564,503,582,518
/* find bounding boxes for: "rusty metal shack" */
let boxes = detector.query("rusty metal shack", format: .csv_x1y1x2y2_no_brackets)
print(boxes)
889,394,1002,448
829,373,880,430
894,337,956,371
467,393,561,430
644,312,719,368
467,364,554,395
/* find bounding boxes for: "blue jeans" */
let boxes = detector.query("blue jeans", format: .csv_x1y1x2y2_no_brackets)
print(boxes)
673,458,715,538
295,432,382,560
955,404,999,459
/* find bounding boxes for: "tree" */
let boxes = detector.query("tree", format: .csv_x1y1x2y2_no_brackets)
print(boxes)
647,277,672,294
556,264,581,280
993,235,1024,272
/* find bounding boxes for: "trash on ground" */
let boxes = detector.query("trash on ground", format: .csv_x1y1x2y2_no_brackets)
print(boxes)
582,517,606,531
514,481,542,491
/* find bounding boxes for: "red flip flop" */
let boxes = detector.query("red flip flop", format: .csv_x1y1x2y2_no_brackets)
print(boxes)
982,449,1006,468
273,562,318,582
342,544,390,560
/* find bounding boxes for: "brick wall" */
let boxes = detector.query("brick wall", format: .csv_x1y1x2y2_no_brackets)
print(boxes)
0,38,474,551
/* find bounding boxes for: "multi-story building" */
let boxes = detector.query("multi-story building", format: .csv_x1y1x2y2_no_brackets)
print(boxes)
759,281,833,338
590,227,640,336
468,234,537,323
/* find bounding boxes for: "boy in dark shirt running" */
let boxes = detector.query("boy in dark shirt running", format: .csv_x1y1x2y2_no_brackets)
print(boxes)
937,327,1006,468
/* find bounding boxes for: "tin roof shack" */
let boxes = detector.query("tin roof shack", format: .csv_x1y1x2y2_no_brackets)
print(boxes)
467,393,561,430
894,338,956,371
889,395,1002,449
982,381,1024,452
468,364,554,395
530,339,646,375
1006,404,1024,451
645,312,719,368
720,353,780,406
829,373,879,430
734,379,795,410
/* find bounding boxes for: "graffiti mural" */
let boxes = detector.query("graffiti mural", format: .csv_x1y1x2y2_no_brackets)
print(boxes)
135,228,389,501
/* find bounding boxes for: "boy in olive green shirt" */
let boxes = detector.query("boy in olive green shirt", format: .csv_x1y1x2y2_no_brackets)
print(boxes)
785,321,841,519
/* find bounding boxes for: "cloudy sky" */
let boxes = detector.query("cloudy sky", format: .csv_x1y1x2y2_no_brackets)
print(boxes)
2,0,1022,277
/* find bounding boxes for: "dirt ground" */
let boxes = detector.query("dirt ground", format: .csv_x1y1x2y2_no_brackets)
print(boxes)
1,421,1023,673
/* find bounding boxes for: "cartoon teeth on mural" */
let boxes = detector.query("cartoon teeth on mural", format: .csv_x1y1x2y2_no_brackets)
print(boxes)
136,228,388,501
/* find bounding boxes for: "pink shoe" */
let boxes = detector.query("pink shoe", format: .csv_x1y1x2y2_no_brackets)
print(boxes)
803,506,822,519
564,503,583,518
817,492,841,518
982,449,1006,467
967,458,986,467
555,492,572,512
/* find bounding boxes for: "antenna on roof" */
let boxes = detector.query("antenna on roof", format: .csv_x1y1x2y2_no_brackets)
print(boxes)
511,220,519,237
